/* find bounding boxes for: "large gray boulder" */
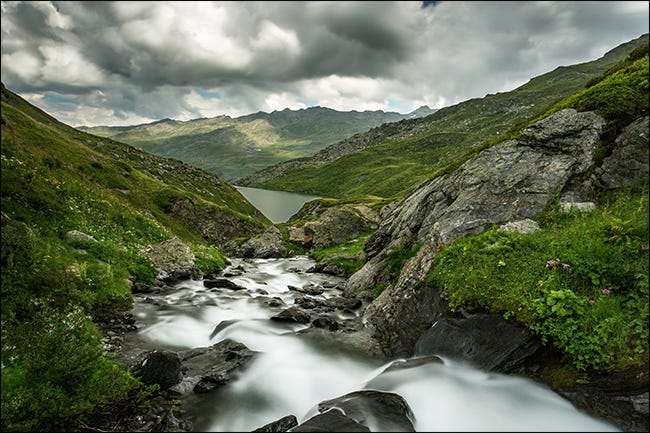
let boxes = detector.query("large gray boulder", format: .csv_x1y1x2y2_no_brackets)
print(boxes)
139,237,195,282
288,205,379,248
348,109,607,357
231,226,288,258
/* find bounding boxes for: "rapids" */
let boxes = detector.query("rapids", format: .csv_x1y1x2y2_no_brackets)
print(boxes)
128,256,619,432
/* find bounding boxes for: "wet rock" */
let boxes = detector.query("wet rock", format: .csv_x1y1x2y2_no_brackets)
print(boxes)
131,350,183,390
270,307,311,324
414,314,541,373
252,414,298,432
300,390,415,432
171,339,256,395
312,315,339,331
292,408,370,432
203,278,247,290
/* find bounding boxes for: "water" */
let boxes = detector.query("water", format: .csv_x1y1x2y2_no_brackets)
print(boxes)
235,186,321,223
129,256,619,432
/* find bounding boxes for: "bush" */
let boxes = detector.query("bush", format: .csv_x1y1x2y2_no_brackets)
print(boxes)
1,305,140,431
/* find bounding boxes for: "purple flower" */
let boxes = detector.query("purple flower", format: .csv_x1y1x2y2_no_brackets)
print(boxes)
601,288,612,295
562,263,571,269
546,259,559,268
589,299,596,305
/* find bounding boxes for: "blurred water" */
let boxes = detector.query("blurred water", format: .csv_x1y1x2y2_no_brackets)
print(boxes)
130,256,619,432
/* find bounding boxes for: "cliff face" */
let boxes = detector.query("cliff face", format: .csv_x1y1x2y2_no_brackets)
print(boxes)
346,109,648,357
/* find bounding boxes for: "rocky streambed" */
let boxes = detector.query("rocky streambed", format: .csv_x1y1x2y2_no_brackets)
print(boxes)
100,256,622,432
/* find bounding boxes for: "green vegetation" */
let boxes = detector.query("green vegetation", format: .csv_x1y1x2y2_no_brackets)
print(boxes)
427,184,649,372
309,234,371,276
249,34,648,199
1,84,264,431
79,107,410,182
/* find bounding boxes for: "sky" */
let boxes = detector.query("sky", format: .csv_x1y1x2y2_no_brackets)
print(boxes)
1,1,648,127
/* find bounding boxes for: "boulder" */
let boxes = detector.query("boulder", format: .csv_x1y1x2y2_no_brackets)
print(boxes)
270,307,311,324
292,408,370,432
252,414,299,432
131,350,182,390
349,109,607,356
414,314,541,372
170,339,256,395
232,226,288,258
65,229,97,243
288,205,379,248
297,390,415,432
139,237,195,282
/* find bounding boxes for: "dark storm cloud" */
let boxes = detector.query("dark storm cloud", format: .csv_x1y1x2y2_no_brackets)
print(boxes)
1,1,648,126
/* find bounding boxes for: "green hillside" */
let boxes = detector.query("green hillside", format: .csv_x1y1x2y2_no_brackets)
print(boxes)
0,83,270,431
78,106,426,182
245,34,648,199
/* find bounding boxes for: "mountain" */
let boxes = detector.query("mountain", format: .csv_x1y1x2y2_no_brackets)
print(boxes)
78,106,434,182
239,33,649,199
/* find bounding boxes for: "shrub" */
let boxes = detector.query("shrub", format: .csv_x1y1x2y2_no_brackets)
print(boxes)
1,305,140,431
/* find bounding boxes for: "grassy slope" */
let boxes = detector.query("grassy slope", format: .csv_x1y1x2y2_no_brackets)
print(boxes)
251,34,648,199
80,107,408,181
0,83,268,430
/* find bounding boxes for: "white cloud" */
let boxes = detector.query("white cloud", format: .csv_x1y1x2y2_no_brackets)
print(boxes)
1,1,647,126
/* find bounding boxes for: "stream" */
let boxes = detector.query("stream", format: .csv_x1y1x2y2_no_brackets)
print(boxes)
127,256,619,432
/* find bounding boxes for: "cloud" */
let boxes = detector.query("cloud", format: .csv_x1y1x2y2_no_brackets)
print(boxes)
1,1,648,126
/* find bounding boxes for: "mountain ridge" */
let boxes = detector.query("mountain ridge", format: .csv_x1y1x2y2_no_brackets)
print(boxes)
77,105,436,182
239,33,649,199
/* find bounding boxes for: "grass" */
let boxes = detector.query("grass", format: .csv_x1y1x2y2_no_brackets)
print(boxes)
1,84,262,431
426,183,649,372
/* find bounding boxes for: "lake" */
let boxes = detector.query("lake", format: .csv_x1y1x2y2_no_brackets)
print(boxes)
235,185,321,223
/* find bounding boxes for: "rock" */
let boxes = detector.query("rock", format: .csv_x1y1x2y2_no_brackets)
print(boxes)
559,202,596,212
601,116,649,189
232,226,288,258
312,316,339,331
292,408,370,432
171,339,256,395
270,307,311,324
139,237,195,282
312,390,415,432
131,350,182,390
252,414,298,432
498,218,540,234
349,109,606,357
287,205,379,248
167,196,267,245
65,229,97,243
557,364,649,432
414,314,541,373
203,278,247,291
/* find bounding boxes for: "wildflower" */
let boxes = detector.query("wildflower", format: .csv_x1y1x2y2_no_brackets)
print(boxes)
589,299,596,305
601,288,612,295
562,263,571,269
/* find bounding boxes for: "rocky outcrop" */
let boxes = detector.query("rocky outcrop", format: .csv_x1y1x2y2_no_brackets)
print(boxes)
347,109,618,357
600,116,649,189
139,237,196,282
168,197,267,245
288,205,379,249
226,226,288,258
